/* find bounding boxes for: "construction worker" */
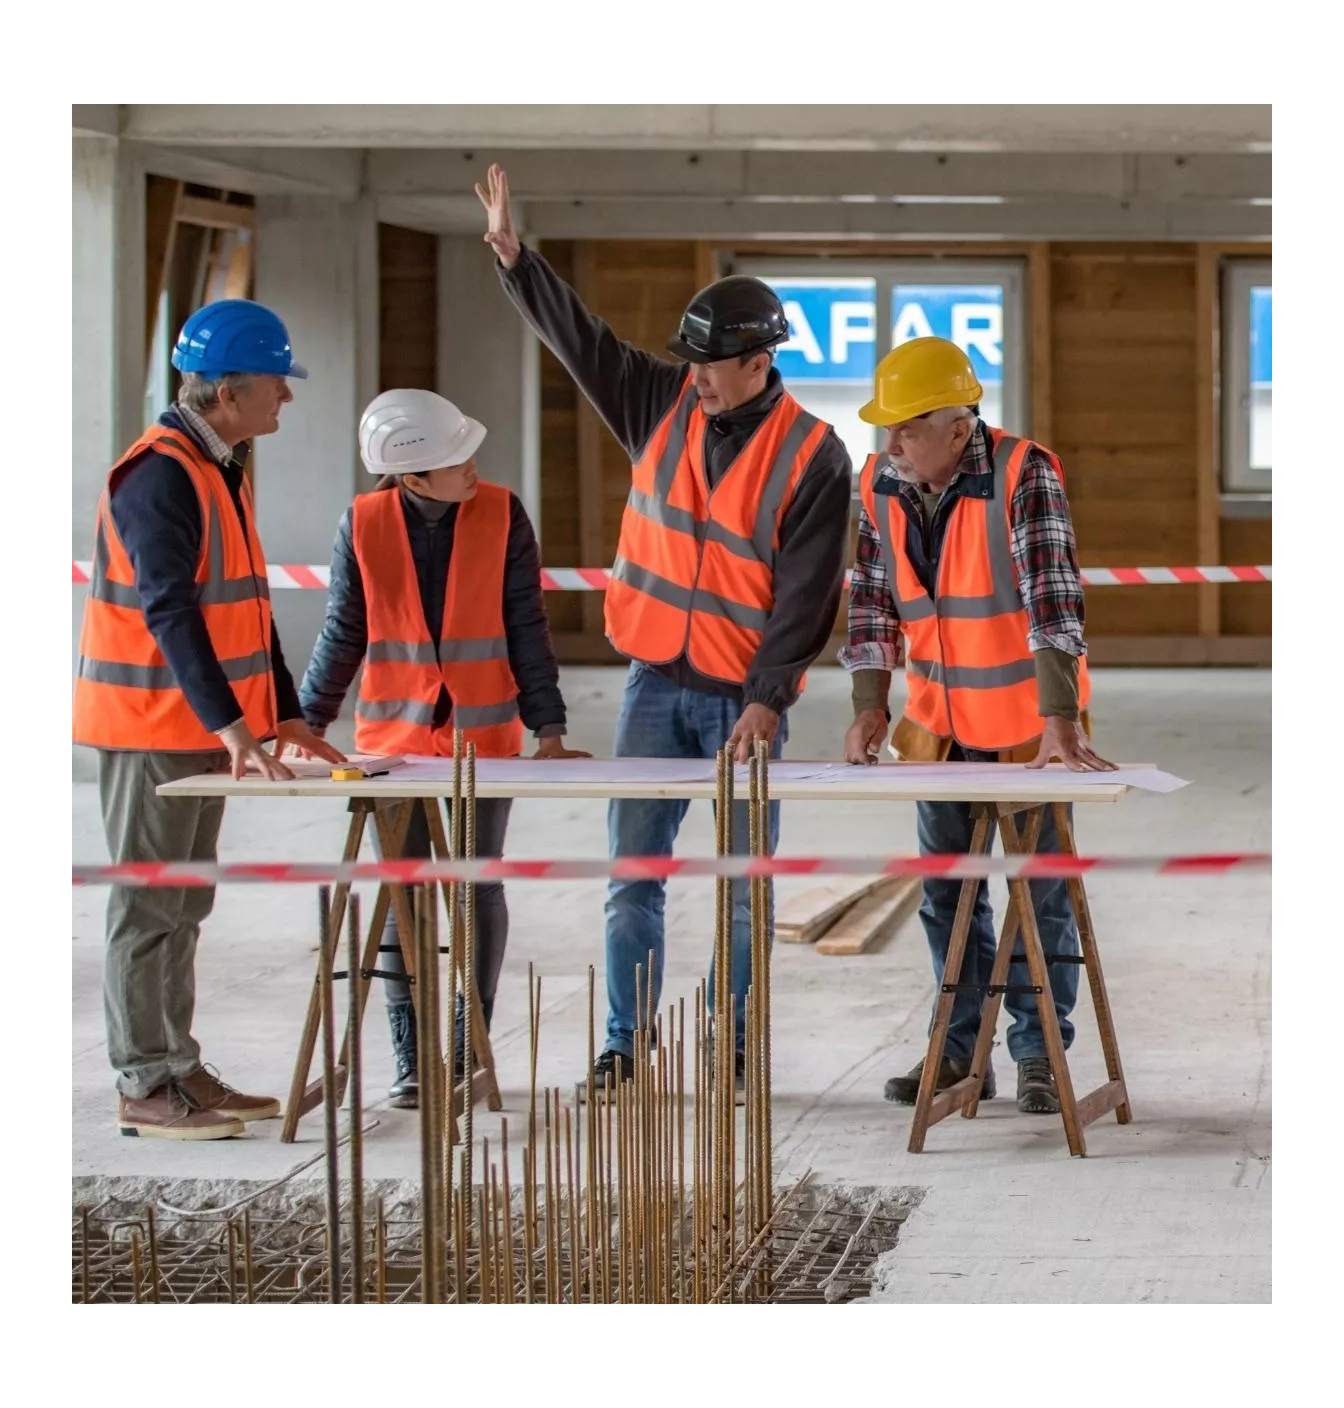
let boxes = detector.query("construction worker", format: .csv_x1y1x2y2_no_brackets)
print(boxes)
476,163,854,1100
840,337,1115,1116
298,389,589,1109
74,299,343,1140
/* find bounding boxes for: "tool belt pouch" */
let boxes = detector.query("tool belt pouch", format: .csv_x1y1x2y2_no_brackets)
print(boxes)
890,714,953,763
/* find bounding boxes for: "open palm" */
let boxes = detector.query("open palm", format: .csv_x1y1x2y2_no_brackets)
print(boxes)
474,163,521,269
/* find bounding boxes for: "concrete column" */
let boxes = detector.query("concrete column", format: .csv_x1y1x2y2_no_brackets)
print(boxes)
73,137,145,778
437,235,539,523
72,135,145,555
253,193,379,678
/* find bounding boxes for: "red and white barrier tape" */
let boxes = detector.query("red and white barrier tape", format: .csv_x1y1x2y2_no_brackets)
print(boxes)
72,852,1271,888
72,563,1273,590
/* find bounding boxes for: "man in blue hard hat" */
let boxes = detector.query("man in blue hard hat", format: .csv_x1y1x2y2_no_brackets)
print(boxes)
74,299,344,1141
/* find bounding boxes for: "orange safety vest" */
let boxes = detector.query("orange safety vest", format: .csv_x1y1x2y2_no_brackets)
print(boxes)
858,429,1091,752
605,377,829,687
351,482,523,759
72,424,276,752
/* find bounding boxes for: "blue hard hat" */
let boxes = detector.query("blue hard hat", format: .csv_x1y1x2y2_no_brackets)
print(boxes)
171,299,308,380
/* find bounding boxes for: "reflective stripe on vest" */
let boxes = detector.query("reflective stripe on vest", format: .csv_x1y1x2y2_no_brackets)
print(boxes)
605,377,829,685
858,430,1090,752
351,483,523,759
72,424,276,752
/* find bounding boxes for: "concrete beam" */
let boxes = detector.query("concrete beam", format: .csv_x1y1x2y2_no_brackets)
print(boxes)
472,196,1274,242
72,105,121,137
369,149,1271,203
378,194,483,235
118,103,1271,153
136,143,363,198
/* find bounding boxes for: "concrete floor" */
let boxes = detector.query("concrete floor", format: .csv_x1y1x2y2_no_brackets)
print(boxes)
71,666,1271,1303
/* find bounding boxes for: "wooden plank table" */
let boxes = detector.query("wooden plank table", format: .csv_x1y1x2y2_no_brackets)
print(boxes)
160,757,1165,1155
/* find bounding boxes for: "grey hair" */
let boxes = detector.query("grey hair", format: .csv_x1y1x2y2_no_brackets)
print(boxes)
927,404,978,432
178,372,253,413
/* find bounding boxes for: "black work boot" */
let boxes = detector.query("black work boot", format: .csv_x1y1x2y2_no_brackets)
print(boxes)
883,1054,997,1105
1015,1057,1061,1115
575,1049,636,1104
387,1004,418,1109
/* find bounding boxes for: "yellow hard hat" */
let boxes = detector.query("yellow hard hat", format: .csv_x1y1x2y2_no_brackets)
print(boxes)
858,337,984,427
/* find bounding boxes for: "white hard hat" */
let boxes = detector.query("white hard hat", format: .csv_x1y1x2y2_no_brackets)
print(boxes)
358,389,487,476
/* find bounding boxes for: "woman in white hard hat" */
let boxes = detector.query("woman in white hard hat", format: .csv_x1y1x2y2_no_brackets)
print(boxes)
298,389,588,1108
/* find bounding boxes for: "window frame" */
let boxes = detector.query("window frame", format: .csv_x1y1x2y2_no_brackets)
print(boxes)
734,256,1028,466
1221,258,1272,497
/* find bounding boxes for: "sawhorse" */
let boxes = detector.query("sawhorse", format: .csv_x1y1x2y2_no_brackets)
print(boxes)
908,800,1132,1157
280,796,501,1144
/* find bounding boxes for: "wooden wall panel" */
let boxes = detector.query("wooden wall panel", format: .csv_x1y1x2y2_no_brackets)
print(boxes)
1050,244,1200,637
538,239,700,646
378,224,437,393
1220,517,1272,636
540,236,1269,664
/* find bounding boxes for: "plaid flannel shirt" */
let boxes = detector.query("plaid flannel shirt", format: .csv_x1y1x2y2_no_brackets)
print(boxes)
840,422,1086,674
174,401,236,467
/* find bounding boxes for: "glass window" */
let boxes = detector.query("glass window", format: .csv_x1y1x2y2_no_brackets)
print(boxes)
1249,284,1272,472
1222,261,1272,494
891,284,1006,429
766,275,877,475
143,288,172,424
745,260,1026,487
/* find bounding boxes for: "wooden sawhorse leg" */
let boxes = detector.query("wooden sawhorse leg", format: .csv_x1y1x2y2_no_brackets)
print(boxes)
421,797,503,1114
907,807,996,1153
1051,800,1132,1131
280,799,421,1143
908,801,1133,1157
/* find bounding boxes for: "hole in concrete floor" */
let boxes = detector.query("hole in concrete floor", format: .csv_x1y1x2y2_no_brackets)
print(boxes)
72,1183,923,1305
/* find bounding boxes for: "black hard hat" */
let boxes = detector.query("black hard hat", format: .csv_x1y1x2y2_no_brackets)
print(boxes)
666,276,789,364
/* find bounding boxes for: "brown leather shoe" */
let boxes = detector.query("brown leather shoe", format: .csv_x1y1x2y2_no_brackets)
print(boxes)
119,1083,245,1141
177,1066,281,1123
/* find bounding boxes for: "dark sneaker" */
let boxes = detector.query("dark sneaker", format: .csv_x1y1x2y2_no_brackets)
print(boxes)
451,993,468,1089
883,1055,997,1105
387,1004,418,1109
702,1031,748,1107
1016,1057,1060,1115
576,1049,636,1104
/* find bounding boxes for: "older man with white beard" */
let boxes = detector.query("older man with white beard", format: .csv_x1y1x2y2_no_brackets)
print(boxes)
840,336,1115,1117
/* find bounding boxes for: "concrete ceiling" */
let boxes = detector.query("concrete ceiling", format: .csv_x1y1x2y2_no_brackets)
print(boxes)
73,104,1272,242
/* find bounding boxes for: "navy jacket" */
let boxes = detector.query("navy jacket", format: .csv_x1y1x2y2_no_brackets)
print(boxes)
106,408,302,736
299,487,566,737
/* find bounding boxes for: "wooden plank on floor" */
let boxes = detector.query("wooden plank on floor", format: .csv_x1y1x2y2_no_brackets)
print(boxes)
775,876,900,945
816,877,922,957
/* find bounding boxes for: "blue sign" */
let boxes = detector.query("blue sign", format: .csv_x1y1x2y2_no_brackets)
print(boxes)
1250,286,1272,388
892,286,1003,387
767,279,876,382
767,279,1004,386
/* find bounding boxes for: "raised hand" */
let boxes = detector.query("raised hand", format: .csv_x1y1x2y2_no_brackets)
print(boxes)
474,163,521,270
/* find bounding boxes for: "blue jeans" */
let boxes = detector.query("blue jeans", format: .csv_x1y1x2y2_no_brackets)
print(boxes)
603,662,785,1058
916,747,1079,1063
